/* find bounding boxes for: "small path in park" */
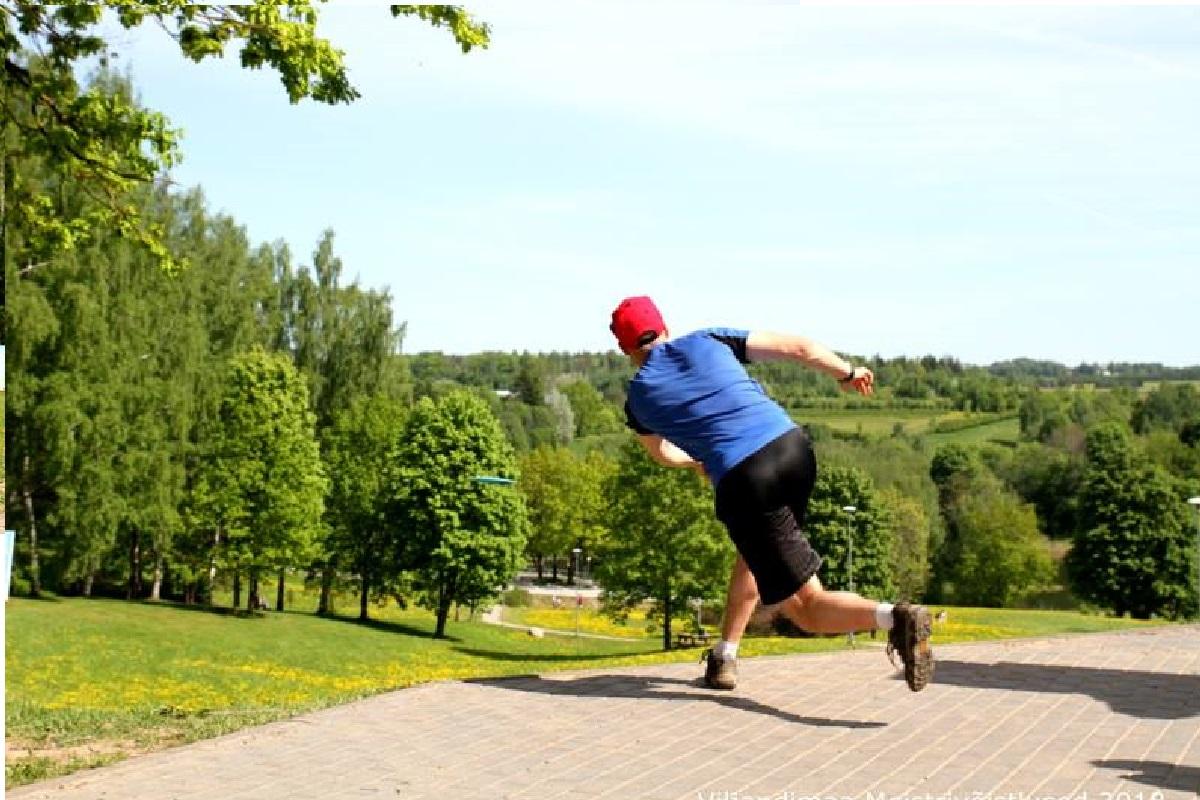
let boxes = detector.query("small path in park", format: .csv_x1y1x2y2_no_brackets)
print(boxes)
11,626,1200,800
480,605,635,642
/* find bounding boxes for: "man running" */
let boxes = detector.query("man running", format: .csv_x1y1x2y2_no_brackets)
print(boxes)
610,295,933,692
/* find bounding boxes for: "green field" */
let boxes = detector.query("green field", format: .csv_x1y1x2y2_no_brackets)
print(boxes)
5,596,1166,787
794,407,1020,444
925,416,1021,447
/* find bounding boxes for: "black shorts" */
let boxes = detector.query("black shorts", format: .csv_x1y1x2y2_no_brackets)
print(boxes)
714,427,822,605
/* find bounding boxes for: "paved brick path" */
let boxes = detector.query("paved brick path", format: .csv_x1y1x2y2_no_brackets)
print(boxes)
11,626,1199,800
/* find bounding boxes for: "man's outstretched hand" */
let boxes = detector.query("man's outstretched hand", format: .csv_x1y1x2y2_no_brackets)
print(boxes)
841,367,875,396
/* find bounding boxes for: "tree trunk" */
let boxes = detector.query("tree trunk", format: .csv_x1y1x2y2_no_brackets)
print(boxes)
127,529,142,600
535,554,543,581
434,573,453,638
317,563,334,615
248,570,260,612
359,572,370,621
567,556,576,586
233,570,241,610
207,525,222,604
184,583,195,605
21,457,41,597
150,551,164,601
83,571,94,597
276,567,286,612
1,149,7,267
551,556,558,582
662,592,673,652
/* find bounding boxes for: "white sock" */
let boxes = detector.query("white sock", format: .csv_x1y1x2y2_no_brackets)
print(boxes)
714,639,739,660
875,603,895,631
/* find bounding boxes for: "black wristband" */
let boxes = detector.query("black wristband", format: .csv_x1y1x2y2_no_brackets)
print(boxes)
840,366,856,383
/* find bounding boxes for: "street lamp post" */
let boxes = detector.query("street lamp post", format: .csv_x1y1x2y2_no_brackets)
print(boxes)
572,547,583,637
842,505,857,647
1188,498,1200,620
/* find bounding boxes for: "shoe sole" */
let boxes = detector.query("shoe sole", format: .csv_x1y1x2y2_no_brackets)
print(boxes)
905,606,935,692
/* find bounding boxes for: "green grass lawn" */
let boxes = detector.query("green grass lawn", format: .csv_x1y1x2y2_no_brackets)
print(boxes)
4,595,1167,787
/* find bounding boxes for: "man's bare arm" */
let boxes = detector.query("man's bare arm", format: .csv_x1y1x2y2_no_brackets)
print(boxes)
638,434,705,474
745,331,874,395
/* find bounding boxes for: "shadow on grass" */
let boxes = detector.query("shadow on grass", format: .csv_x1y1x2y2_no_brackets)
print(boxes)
12,593,64,603
933,660,1200,720
450,645,648,664
331,615,458,642
472,673,886,730
97,599,457,641
1091,760,1200,793
127,600,266,620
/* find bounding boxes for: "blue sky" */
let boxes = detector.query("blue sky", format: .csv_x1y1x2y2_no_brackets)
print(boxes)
97,4,1198,364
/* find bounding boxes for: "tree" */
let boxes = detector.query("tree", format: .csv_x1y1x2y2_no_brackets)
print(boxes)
324,394,408,621
927,442,985,602
574,450,617,575
1,2,490,279
385,391,527,637
878,487,930,602
518,446,614,583
3,138,284,599
597,438,734,650
543,386,575,446
518,446,577,581
999,443,1085,539
1067,422,1198,619
1133,383,1200,435
1019,391,1068,443
804,464,893,599
559,380,621,437
195,348,326,611
930,443,981,501
945,480,1052,607
280,231,406,614
515,356,545,406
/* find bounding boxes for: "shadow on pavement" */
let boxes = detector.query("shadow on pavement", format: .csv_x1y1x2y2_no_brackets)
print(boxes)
1091,760,1200,794
932,660,1200,720
472,673,886,730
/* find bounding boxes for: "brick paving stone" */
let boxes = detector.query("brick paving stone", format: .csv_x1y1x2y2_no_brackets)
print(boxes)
8,626,1199,800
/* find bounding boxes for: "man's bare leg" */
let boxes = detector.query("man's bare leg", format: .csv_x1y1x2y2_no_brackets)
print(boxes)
703,556,759,690
778,575,879,633
779,575,934,692
720,555,759,643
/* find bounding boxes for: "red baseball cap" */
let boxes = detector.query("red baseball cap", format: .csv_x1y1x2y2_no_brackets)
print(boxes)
610,296,665,354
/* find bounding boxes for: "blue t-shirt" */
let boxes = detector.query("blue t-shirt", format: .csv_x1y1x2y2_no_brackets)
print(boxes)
624,328,797,486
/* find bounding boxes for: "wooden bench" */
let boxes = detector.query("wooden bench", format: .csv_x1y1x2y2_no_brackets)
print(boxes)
674,630,711,649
